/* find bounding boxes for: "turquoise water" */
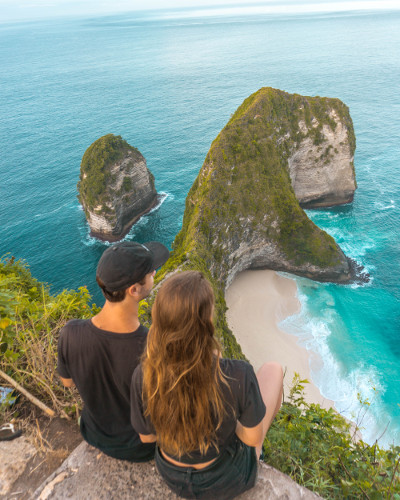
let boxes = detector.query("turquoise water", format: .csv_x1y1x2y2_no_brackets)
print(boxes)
1,7,399,446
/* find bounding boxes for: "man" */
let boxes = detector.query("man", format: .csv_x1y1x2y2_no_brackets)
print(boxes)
57,240,169,461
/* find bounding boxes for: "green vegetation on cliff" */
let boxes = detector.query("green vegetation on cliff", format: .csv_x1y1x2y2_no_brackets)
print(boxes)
0,255,99,416
77,134,144,212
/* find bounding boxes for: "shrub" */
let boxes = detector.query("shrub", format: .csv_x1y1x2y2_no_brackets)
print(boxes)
0,256,99,417
265,374,400,498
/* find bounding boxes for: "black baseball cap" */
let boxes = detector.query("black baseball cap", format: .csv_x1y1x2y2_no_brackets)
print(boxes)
96,241,169,292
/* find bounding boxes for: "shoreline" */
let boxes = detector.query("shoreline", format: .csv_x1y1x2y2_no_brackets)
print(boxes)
225,269,334,410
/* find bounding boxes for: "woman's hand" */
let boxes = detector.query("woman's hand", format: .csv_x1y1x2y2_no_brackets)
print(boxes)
139,433,157,443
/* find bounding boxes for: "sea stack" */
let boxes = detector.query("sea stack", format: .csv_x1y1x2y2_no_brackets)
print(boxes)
77,134,158,242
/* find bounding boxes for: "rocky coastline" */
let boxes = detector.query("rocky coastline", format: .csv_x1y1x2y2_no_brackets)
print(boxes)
148,87,363,359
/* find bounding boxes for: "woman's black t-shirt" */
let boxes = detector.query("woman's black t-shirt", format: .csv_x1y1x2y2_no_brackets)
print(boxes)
130,358,266,464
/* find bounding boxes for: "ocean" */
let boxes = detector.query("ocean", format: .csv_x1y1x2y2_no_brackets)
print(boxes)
1,5,399,446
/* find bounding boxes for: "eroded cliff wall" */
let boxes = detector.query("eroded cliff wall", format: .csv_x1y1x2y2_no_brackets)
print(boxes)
289,108,356,208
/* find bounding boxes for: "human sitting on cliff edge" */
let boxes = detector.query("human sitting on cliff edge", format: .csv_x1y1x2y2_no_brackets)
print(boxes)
57,240,169,462
130,270,283,499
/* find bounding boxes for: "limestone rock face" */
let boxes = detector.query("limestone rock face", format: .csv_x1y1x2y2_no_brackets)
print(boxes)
78,134,158,242
289,109,356,208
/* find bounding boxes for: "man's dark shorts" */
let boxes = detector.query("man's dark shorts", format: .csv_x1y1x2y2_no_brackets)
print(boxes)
155,435,257,499
80,417,155,462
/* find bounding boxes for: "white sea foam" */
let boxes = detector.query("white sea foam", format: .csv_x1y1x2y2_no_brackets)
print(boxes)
33,201,75,220
375,199,396,211
280,283,396,447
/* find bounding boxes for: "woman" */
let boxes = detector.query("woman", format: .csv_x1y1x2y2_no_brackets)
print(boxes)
130,271,283,499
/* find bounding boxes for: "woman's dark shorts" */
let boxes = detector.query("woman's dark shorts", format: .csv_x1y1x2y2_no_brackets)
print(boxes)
155,436,257,499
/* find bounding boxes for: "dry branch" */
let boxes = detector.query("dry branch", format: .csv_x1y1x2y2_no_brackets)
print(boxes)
0,368,55,417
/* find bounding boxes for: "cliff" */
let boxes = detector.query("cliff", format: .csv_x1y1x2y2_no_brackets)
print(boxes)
171,88,356,285
77,134,158,242
151,87,359,358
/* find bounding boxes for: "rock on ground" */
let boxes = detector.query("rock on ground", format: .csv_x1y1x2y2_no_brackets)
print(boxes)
31,441,321,500
0,437,36,497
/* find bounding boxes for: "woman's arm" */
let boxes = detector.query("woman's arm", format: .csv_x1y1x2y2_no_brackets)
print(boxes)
235,420,264,448
139,433,157,443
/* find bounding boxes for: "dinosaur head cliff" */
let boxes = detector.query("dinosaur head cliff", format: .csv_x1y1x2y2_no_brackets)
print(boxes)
167,87,357,289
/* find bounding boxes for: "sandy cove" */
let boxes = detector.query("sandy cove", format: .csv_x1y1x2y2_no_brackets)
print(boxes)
225,269,333,409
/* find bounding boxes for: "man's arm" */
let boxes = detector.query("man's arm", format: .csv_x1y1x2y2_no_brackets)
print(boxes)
60,377,75,388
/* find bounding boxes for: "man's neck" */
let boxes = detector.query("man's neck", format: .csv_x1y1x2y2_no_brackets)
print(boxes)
91,300,140,334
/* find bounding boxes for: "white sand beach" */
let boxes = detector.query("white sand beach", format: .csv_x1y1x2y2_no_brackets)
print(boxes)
225,270,333,409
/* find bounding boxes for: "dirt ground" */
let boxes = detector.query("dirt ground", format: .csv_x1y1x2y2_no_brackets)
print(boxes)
1,401,82,499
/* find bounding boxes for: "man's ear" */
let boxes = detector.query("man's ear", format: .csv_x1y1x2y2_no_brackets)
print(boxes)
127,283,141,298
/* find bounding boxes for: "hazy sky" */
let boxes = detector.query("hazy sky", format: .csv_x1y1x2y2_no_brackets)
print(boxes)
1,0,399,23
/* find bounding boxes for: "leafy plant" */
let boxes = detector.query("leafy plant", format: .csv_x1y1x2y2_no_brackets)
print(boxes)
264,374,400,498
0,256,99,418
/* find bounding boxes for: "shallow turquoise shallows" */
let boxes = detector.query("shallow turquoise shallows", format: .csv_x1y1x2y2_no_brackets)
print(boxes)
1,6,399,446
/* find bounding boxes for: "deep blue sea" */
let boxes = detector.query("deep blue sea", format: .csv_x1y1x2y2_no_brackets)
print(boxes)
1,6,399,446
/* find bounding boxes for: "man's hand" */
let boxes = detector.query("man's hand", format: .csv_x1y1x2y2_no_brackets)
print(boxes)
60,377,75,388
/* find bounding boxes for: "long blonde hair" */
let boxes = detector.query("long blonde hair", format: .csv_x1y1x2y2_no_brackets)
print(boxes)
142,271,228,457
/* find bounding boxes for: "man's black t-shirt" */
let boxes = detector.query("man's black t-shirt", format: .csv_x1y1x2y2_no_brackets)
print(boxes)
58,319,152,460
130,358,266,464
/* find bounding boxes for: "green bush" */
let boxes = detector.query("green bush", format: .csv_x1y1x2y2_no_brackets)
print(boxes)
0,256,99,416
265,374,400,498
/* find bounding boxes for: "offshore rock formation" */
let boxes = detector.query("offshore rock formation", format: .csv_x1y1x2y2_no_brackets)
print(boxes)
77,134,158,242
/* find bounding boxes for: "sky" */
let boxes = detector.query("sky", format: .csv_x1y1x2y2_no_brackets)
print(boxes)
0,0,400,24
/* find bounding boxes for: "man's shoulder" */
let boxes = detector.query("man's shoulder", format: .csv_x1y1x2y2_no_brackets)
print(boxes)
135,324,149,336
59,318,90,336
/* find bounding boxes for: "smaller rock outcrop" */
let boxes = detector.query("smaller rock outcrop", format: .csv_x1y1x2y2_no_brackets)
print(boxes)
77,134,158,242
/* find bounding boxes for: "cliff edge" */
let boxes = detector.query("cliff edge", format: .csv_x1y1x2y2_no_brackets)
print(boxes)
77,134,158,242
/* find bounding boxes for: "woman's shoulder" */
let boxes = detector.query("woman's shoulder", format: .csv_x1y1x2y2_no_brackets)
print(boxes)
220,358,256,379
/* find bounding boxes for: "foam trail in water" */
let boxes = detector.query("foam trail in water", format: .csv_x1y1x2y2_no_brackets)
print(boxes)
279,284,396,447
33,201,76,220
